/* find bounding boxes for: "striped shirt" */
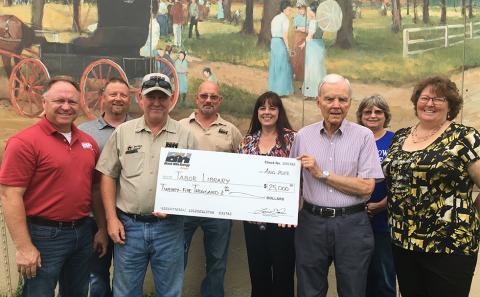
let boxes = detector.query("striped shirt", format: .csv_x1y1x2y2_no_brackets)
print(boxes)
290,120,384,207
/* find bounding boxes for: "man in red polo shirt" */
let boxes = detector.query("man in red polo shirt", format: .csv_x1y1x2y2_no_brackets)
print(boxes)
0,76,107,297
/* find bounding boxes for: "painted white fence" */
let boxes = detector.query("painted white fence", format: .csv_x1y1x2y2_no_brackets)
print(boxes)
403,21,480,57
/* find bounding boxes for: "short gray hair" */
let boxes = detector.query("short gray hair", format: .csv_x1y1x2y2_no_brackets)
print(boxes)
356,94,392,128
317,74,352,97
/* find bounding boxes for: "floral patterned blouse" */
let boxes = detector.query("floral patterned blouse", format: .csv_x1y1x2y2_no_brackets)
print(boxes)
382,122,480,255
238,129,296,157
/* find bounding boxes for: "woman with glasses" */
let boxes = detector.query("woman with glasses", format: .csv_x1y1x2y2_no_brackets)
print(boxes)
238,91,296,297
356,95,396,297
382,76,480,297
175,50,188,105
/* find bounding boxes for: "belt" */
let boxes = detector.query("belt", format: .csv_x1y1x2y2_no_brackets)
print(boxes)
117,208,165,223
27,216,88,228
303,201,366,218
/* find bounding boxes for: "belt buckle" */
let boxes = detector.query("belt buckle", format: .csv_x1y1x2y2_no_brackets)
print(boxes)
323,208,336,218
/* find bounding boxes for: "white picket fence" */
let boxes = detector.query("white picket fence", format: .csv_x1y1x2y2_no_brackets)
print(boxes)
403,21,480,57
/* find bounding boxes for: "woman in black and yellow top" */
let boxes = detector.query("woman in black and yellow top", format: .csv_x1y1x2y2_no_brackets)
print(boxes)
383,76,480,297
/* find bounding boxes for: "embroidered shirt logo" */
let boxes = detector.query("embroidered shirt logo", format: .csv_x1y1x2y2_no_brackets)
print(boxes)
81,142,93,149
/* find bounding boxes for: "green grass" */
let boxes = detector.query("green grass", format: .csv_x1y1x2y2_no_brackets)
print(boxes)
176,78,257,118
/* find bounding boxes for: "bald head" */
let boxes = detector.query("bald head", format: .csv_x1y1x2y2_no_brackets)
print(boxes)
197,80,220,95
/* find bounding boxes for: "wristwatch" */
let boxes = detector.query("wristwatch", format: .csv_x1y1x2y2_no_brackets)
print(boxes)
320,170,330,181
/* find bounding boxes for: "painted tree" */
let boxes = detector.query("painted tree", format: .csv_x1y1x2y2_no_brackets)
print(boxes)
242,0,255,34
3,0,12,6
422,0,429,23
335,0,355,49
391,0,401,32
413,0,418,23
257,0,281,46
224,0,232,21
461,0,465,16
440,0,446,24
31,0,46,29
468,0,473,18
72,0,81,32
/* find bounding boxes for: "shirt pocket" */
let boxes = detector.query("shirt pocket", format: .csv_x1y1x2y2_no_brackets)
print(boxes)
122,152,145,178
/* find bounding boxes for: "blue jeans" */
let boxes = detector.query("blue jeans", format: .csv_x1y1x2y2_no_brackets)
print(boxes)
184,217,232,297
366,233,396,297
89,219,113,297
156,14,168,36
24,220,92,297
113,212,184,297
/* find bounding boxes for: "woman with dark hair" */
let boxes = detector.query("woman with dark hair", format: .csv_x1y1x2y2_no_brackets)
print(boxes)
383,76,480,297
238,91,296,297
268,0,294,96
175,50,188,104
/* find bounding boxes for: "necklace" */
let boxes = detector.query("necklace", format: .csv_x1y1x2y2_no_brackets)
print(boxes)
410,122,445,143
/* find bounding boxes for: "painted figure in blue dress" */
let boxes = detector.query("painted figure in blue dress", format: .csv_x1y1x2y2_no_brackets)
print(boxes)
268,0,294,96
302,1,326,98
175,50,189,104
217,0,225,20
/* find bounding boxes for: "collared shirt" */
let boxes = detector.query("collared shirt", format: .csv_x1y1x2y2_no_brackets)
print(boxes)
289,120,384,207
171,2,184,24
179,112,242,152
0,117,99,220
271,12,289,37
78,114,133,151
96,116,198,214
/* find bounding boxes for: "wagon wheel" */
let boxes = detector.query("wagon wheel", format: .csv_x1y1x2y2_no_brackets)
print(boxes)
9,58,50,117
80,59,128,119
152,57,180,111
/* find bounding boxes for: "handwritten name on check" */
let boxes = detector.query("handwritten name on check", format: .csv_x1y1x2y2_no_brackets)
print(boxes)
154,148,301,225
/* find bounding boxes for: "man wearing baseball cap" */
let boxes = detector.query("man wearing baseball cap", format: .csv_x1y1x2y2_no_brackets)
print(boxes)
96,73,198,297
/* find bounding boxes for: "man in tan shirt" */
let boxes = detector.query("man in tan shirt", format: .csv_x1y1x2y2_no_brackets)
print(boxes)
180,80,242,297
96,73,197,297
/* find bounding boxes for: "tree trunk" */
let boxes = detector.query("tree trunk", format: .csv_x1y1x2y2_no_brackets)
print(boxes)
461,0,465,16
3,0,13,6
257,0,281,47
422,0,429,24
468,0,473,18
335,0,354,49
407,0,410,15
242,0,255,34
223,0,232,21
31,0,46,30
413,0,417,23
72,0,81,32
440,0,446,24
391,0,401,32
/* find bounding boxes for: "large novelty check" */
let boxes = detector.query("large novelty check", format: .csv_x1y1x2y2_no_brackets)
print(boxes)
154,148,301,225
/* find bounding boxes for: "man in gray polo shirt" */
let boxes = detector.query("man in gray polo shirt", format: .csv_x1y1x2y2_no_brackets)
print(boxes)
77,77,132,297
290,74,384,297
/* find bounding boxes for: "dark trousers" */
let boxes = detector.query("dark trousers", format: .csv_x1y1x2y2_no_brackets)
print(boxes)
243,222,295,297
366,233,396,297
392,245,477,297
295,209,374,297
188,17,199,38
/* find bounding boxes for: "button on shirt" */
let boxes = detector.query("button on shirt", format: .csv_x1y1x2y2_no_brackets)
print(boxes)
96,116,198,214
78,114,133,151
289,120,384,207
179,112,242,152
271,12,289,37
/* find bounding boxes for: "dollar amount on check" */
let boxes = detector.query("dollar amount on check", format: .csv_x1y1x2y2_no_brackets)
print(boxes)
154,148,301,225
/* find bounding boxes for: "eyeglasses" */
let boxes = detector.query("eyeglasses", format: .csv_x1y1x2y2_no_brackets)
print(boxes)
142,76,172,91
198,93,220,101
362,109,384,116
418,96,446,105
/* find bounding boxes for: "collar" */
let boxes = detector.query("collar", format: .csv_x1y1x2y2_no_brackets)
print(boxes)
319,119,349,135
188,112,227,127
97,113,132,130
38,116,80,143
134,115,176,134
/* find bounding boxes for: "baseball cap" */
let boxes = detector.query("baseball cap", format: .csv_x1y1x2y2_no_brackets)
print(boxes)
141,73,173,96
